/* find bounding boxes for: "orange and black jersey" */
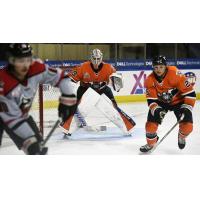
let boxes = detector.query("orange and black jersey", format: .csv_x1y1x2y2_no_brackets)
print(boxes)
68,61,116,87
145,66,196,109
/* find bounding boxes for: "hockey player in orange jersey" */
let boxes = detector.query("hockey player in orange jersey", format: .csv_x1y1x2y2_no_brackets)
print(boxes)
140,55,196,153
59,49,136,134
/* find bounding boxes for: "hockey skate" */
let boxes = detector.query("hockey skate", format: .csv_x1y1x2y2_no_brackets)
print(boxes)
140,144,154,153
140,136,159,153
63,132,72,137
40,147,48,155
178,134,186,149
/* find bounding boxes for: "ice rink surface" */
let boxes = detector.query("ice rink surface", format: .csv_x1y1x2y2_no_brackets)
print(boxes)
1,101,200,155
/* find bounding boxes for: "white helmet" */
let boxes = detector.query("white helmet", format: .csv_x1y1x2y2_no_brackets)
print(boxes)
90,49,103,66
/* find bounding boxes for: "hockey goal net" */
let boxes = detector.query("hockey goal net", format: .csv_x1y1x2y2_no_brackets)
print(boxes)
30,66,76,136
30,84,61,136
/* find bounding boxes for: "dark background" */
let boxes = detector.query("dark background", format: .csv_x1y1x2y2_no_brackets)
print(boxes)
0,43,200,61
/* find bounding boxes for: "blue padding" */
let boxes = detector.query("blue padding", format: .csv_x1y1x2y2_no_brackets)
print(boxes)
1,58,200,71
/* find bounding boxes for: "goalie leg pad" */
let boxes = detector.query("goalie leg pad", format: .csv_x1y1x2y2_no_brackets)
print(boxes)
60,88,101,133
101,94,136,132
74,109,87,127
78,87,101,116
95,94,128,133
100,86,118,107
99,88,136,131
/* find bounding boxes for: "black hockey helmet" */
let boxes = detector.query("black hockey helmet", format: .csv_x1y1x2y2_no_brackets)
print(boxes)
7,43,32,59
152,55,167,66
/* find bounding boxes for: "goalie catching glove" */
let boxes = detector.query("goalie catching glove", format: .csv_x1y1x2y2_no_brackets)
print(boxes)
110,73,123,92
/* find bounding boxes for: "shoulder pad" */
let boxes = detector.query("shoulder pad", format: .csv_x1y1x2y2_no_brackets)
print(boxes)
27,61,46,78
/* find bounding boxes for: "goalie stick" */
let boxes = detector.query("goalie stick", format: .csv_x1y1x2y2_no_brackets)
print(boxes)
75,109,107,132
114,105,136,129
82,111,145,127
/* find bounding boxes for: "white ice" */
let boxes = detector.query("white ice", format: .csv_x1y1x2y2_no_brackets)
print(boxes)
1,101,200,155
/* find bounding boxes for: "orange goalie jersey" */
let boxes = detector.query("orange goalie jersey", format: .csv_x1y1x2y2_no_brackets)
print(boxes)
145,66,196,108
68,61,116,85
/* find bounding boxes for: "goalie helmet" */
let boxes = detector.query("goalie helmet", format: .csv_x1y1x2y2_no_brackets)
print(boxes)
7,43,32,59
90,49,103,67
185,72,196,86
152,55,167,66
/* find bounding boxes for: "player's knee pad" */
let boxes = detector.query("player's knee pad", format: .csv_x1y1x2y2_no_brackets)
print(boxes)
179,122,193,137
145,122,158,133
22,136,47,155
2,116,42,150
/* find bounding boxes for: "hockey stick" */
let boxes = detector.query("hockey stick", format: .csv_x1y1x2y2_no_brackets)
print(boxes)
75,109,107,132
80,111,146,127
82,111,146,119
148,114,185,154
115,106,136,125
42,119,60,146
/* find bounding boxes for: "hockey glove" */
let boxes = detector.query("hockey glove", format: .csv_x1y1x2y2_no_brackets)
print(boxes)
152,106,167,124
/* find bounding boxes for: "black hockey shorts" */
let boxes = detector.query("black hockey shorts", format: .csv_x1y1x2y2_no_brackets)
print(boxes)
147,102,193,124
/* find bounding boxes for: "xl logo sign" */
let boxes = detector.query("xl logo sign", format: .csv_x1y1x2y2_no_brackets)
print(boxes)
131,71,147,94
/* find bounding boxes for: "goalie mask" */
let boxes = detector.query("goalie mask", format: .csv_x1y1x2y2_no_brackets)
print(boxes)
90,49,103,67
